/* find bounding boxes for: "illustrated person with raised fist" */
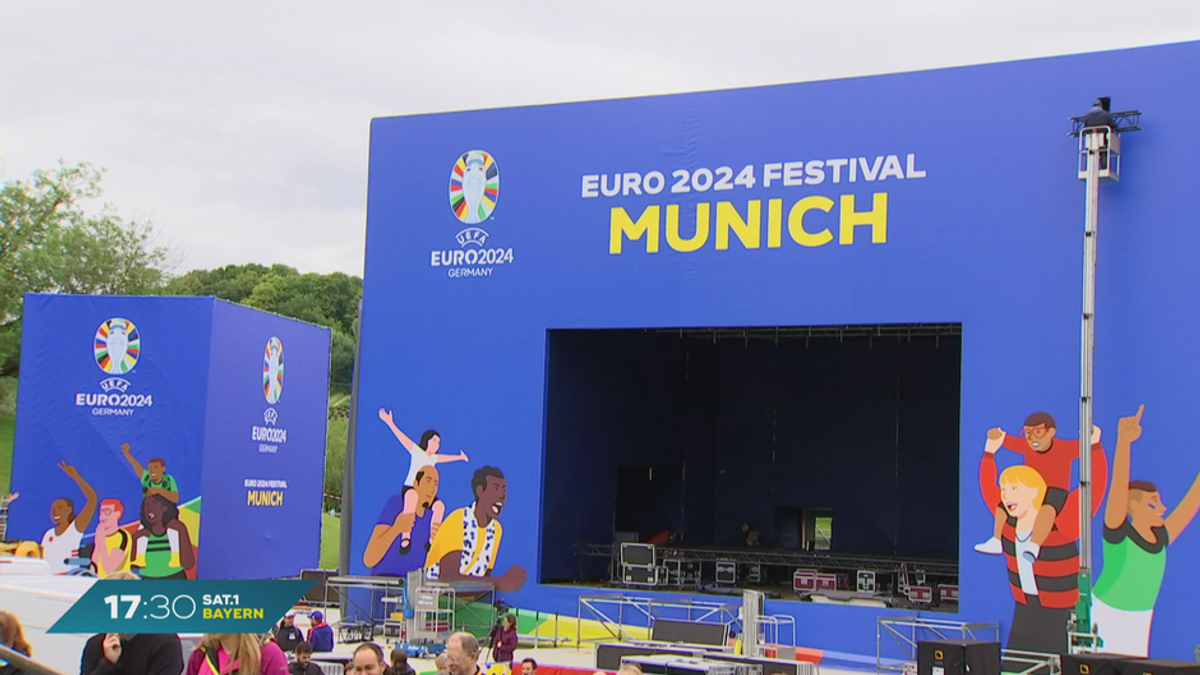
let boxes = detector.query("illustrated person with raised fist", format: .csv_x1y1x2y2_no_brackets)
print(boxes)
976,413,1103,561
121,444,179,504
41,462,98,574
1092,405,1200,657
378,408,468,554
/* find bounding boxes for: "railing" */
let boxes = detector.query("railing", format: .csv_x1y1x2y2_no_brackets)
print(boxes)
876,616,1001,674
511,607,566,647
1002,649,1060,675
0,643,65,675
577,593,740,646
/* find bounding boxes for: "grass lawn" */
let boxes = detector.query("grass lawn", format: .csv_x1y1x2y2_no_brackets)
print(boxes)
0,411,13,494
320,511,340,570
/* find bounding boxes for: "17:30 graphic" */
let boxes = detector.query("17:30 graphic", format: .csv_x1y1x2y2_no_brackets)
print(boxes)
50,579,311,634
103,594,198,620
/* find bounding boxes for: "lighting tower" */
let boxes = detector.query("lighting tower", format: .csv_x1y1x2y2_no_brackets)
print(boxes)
1067,97,1141,652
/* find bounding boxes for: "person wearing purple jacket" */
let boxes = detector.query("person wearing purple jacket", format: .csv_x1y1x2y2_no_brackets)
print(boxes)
490,615,518,669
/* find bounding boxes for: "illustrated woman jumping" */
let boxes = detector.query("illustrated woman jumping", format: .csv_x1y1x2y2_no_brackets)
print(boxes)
378,407,468,554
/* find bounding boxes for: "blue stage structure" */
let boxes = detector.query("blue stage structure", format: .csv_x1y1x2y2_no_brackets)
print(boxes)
350,40,1200,660
8,294,331,580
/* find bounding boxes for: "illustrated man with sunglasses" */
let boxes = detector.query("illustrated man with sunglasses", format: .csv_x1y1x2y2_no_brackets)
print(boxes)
976,412,1103,560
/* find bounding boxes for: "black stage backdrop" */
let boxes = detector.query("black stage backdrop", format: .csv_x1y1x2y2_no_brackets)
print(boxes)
541,328,961,583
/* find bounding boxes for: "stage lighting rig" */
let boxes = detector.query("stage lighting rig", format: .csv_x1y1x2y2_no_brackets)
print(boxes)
1069,96,1141,655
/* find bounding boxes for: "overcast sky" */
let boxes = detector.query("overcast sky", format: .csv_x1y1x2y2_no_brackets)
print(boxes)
2,1,1198,278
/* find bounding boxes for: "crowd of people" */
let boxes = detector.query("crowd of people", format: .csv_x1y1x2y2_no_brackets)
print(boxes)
0,598,551,675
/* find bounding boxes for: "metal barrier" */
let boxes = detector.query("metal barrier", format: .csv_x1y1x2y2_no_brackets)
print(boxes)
1001,650,1060,675
0,643,66,675
512,607,564,647
577,593,741,646
875,616,1001,674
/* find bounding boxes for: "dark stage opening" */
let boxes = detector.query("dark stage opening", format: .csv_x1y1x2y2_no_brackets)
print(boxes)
540,324,963,608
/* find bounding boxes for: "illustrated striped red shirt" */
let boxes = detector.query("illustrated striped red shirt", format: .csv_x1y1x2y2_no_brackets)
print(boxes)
979,446,1107,609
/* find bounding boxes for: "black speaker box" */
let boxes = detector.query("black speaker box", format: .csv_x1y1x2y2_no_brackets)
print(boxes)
1121,660,1200,675
918,639,1000,675
1063,653,1142,675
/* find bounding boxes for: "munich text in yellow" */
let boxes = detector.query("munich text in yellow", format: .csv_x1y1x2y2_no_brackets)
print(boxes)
203,607,265,620
247,490,284,506
609,194,888,254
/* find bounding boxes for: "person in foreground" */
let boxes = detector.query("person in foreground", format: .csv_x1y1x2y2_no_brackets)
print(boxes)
185,633,288,675
349,643,390,675
290,643,322,675
445,632,482,675
80,571,184,675
391,648,416,675
0,610,34,675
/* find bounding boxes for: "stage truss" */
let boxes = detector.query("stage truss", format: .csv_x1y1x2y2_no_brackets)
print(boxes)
576,543,958,577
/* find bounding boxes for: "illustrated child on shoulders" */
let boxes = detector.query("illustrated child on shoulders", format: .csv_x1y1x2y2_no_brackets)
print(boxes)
121,443,179,504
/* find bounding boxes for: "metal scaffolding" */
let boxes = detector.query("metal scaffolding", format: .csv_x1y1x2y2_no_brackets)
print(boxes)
576,593,741,645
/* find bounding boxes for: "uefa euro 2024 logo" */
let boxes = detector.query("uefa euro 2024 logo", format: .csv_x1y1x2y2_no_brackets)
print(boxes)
256,337,288,453
94,318,139,375
263,337,284,404
449,150,499,226
78,317,152,415
435,150,514,277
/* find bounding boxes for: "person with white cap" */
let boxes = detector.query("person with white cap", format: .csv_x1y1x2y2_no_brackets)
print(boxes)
273,613,304,653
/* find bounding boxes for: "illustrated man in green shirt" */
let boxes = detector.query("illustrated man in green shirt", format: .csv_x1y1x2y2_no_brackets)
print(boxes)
121,443,179,504
1092,405,1200,656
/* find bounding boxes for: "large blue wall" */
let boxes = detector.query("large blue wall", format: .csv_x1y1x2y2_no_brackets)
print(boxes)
9,295,211,548
353,41,1200,659
9,295,330,580
198,301,331,579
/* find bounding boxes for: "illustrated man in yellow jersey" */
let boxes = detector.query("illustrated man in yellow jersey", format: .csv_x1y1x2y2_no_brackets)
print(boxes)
92,499,133,578
424,466,526,592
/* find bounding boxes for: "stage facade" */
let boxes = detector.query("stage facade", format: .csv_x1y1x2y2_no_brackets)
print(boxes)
351,40,1200,659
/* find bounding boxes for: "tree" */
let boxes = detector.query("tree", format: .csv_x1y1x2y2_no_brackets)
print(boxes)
164,263,296,304
162,263,362,391
0,162,174,375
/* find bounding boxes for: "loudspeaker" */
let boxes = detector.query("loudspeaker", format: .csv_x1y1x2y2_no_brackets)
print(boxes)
918,639,1000,675
1063,653,1141,675
1121,660,1200,675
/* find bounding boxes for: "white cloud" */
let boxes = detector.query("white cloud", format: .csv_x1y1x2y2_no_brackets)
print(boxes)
2,0,1198,276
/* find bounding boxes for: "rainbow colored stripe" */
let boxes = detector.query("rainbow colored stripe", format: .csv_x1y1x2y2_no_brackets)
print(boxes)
449,151,500,223
263,337,284,404
93,318,140,374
